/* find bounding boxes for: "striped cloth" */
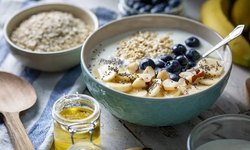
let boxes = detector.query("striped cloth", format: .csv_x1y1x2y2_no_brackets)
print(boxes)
0,1,116,150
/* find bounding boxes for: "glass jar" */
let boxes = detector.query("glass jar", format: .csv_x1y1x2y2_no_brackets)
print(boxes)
67,142,102,150
187,114,250,150
52,94,101,150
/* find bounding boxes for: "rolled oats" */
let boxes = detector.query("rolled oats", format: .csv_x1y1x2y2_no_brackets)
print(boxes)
10,11,92,52
114,31,173,62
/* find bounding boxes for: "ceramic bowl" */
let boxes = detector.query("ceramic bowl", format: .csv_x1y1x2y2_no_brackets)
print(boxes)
80,15,232,126
4,3,98,72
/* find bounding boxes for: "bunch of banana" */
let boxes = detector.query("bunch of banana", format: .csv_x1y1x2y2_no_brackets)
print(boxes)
200,0,250,67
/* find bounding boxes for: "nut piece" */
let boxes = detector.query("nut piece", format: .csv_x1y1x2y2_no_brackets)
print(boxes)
162,79,179,91
132,78,147,88
156,70,170,81
143,66,156,78
127,62,139,73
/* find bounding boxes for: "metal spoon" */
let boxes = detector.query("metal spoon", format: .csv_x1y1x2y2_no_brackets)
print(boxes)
202,25,244,58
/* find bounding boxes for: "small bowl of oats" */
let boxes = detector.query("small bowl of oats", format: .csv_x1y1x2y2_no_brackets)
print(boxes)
4,3,98,72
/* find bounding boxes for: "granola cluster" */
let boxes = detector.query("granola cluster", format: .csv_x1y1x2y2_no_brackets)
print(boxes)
114,31,173,62
11,11,91,52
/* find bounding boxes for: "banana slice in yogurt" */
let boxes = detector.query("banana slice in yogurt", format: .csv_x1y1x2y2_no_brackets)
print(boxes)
197,58,223,77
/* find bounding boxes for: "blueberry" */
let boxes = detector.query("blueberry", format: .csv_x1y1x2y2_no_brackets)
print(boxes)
159,54,172,62
176,55,188,66
139,58,156,70
139,4,153,13
185,37,200,47
169,73,180,81
127,0,135,7
155,60,165,68
141,0,152,4
168,0,181,7
151,0,165,5
187,61,196,69
172,44,187,56
185,49,201,61
165,60,181,73
181,66,187,72
150,3,167,13
133,2,146,10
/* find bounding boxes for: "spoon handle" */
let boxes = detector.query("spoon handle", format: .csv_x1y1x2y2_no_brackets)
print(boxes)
202,25,245,58
3,112,35,150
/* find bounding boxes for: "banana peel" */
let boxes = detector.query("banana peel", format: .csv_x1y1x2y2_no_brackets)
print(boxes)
200,0,250,67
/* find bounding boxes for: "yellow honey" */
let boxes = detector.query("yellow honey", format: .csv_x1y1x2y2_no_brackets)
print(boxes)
52,94,101,150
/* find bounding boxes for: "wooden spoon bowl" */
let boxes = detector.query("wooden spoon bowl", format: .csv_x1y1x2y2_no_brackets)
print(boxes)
0,71,37,150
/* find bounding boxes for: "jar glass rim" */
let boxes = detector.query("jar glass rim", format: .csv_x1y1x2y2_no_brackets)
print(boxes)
52,93,100,123
187,114,250,150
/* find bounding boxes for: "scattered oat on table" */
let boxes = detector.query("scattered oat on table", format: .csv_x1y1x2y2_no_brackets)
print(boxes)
114,31,173,62
10,11,92,52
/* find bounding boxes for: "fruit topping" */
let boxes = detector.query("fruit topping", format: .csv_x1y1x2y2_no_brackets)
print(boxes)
185,37,200,47
175,55,188,66
133,2,146,10
172,44,187,55
169,73,180,81
159,54,172,62
150,3,167,13
155,60,165,68
139,58,156,70
165,60,181,73
139,4,153,13
168,0,181,8
185,49,201,61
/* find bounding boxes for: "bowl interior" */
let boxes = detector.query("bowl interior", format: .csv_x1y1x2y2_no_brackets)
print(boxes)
81,14,232,99
5,3,98,53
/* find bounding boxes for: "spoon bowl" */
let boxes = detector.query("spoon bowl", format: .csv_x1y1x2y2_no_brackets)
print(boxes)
0,71,37,150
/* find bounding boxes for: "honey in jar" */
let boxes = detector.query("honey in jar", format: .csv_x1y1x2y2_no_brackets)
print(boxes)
52,94,101,150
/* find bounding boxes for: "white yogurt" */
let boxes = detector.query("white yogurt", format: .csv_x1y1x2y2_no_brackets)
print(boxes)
195,139,250,150
88,28,221,74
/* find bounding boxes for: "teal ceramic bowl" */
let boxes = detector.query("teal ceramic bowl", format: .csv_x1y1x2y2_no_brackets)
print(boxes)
80,15,232,126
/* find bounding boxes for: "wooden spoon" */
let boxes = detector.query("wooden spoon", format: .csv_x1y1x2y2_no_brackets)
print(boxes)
245,78,250,107
0,71,37,150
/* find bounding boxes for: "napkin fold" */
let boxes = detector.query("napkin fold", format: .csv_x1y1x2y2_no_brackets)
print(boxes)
0,1,117,150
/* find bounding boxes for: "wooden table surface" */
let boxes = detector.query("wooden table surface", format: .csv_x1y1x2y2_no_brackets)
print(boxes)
1,0,250,150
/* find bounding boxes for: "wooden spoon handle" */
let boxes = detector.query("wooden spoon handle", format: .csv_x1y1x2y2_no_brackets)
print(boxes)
2,112,35,150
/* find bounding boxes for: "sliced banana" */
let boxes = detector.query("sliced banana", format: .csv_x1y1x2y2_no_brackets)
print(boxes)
127,89,148,97
127,62,139,73
162,79,179,91
178,78,189,87
137,73,153,83
156,70,170,81
117,72,138,82
185,85,207,95
98,65,117,81
148,79,162,97
107,82,132,92
199,77,220,86
164,89,181,97
179,71,194,84
132,78,147,88
197,58,223,77
143,66,156,78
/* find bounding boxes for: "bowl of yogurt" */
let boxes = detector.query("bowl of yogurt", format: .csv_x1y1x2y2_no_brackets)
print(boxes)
187,114,250,150
80,14,232,126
